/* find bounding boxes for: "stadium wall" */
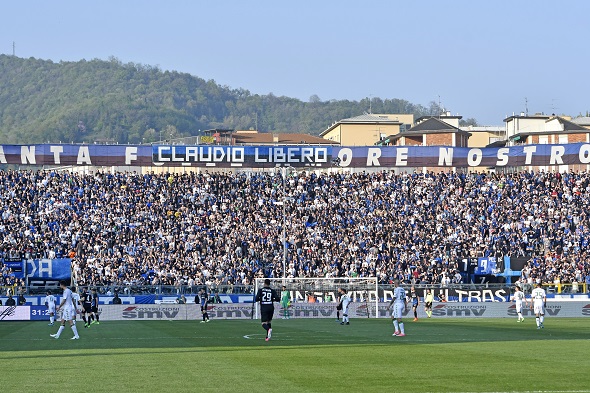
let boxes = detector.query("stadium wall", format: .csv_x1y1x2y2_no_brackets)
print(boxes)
3,302,590,321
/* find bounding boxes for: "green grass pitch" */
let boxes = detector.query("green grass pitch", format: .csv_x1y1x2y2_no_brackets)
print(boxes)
1,317,588,393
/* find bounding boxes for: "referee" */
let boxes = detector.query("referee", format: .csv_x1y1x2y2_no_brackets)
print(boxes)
255,279,280,341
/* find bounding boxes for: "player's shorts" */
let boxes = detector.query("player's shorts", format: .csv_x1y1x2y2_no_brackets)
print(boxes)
515,302,523,313
83,304,92,313
260,306,274,322
61,308,73,321
91,306,98,313
201,303,208,312
336,303,342,311
392,303,405,319
425,302,432,308
281,301,289,308
533,302,544,315
48,304,56,314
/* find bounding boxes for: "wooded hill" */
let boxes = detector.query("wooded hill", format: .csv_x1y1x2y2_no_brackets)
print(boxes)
0,54,458,144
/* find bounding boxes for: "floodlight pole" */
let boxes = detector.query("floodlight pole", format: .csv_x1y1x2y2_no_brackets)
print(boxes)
282,165,294,279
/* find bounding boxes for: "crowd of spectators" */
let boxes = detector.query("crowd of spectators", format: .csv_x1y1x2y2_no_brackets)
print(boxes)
0,169,590,293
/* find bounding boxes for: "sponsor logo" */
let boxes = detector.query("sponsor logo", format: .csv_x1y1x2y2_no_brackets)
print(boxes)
0,306,17,320
209,306,253,319
122,306,180,319
580,304,590,316
289,305,334,318
431,304,487,317
506,304,562,317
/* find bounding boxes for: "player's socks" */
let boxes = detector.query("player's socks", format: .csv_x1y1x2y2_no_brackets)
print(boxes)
50,316,54,324
55,325,65,338
262,323,269,332
399,322,405,334
393,320,399,332
539,315,544,324
267,328,272,339
535,317,540,327
71,324,79,337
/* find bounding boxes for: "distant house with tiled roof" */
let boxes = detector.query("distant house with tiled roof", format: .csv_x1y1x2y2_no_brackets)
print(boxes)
233,130,337,145
379,117,471,147
505,114,590,172
571,116,590,129
506,114,590,146
320,113,413,146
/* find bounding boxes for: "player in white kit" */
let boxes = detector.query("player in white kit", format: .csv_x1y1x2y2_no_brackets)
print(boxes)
511,285,528,322
71,287,81,324
44,291,56,326
530,283,546,329
388,280,407,337
50,281,80,340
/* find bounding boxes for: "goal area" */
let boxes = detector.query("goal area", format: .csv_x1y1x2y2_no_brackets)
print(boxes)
253,277,379,319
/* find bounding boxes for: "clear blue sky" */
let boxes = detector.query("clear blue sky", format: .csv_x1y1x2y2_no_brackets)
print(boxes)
1,0,589,125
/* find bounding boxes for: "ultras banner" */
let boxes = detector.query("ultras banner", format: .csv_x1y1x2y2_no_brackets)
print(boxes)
3,143,590,168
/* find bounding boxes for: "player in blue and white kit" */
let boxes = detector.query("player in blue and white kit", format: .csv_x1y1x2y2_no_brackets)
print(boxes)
530,283,546,329
338,288,351,325
44,291,56,326
50,280,80,340
410,287,419,322
388,280,407,337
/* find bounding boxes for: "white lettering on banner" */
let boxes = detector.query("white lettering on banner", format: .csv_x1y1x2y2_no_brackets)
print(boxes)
50,145,64,164
579,144,590,164
550,145,565,165
27,260,37,277
21,146,36,164
496,148,509,166
38,259,53,277
395,148,408,166
337,148,353,167
254,147,328,164
366,148,381,166
77,146,92,165
158,146,170,162
455,289,508,302
467,149,483,167
4,142,590,167
439,148,453,166
125,147,137,165
171,147,184,162
523,145,537,165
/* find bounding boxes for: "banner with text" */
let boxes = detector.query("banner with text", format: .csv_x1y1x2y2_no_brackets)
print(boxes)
1,143,590,168
26,258,71,286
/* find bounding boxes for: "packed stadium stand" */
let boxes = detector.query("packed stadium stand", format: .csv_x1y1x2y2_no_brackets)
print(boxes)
1,169,589,293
